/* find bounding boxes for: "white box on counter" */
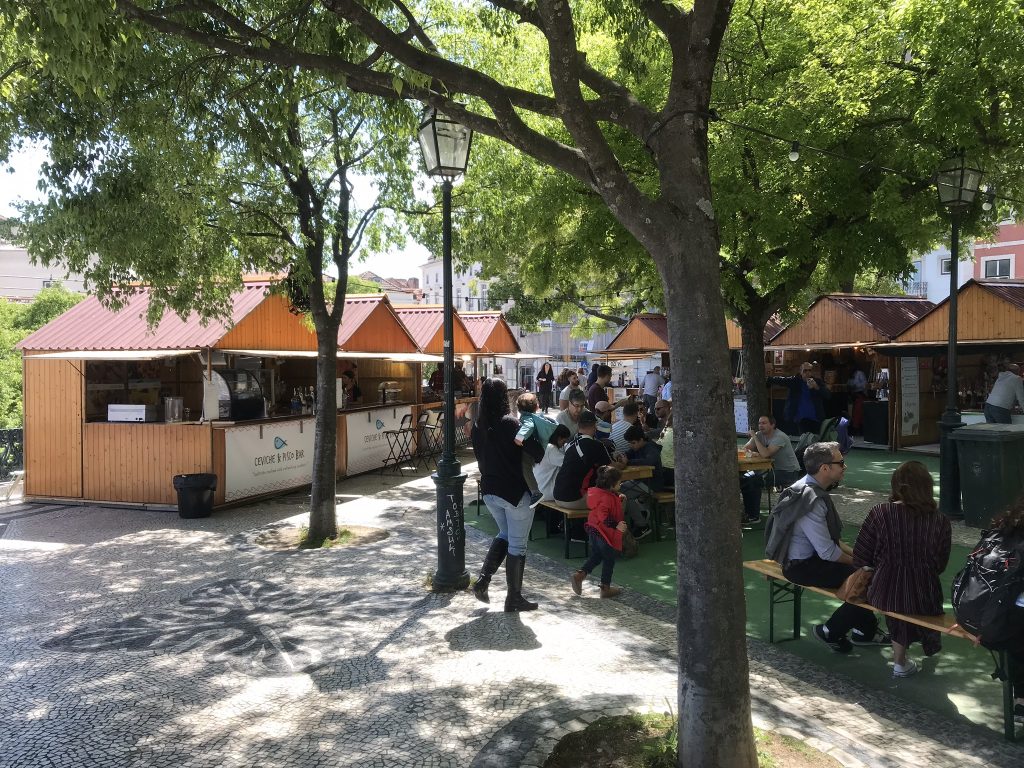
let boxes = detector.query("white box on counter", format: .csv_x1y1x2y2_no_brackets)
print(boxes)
108,404,158,422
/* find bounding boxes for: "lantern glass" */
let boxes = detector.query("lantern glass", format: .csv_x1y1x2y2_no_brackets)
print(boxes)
418,108,473,179
937,155,983,210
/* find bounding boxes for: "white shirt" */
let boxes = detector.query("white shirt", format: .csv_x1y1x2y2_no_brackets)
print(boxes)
534,443,565,501
987,371,1024,411
661,379,672,401
642,371,664,397
609,418,633,453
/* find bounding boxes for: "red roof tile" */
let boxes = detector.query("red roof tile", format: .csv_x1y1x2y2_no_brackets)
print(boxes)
18,282,272,352
393,306,473,351
823,295,935,339
975,279,1024,311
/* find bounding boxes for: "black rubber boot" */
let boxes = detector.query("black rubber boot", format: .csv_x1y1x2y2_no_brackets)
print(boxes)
472,537,508,603
503,554,539,612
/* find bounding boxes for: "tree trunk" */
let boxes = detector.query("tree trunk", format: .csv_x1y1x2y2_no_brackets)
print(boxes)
306,322,340,543
739,319,770,430
660,252,757,767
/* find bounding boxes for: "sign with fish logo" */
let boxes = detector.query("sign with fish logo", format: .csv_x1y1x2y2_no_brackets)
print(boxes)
346,406,413,475
224,418,315,502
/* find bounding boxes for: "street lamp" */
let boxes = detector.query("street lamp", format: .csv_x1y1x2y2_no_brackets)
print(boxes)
936,153,983,518
418,107,473,590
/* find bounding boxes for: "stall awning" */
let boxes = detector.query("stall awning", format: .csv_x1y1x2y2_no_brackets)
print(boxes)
219,349,443,363
487,352,552,360
872,339,1024,352
26,349,198,361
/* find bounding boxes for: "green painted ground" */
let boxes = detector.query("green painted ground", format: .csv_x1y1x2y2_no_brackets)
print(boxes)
466,447,1014,739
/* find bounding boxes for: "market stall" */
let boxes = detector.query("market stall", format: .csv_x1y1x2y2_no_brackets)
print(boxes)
18,280,433,507
874,279,1024,449
765,294,934,445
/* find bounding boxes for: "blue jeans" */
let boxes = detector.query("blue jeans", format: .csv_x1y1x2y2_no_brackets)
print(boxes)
483,491,534,556
985,402,1012,423
581,530,619,585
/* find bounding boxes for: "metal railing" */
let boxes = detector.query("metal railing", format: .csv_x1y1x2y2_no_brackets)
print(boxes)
0,429,24,482
906,281,928,297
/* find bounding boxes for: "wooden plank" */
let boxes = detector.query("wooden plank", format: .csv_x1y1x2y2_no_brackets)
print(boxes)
742,560,975,641
23,358,83,498
83,423,213,505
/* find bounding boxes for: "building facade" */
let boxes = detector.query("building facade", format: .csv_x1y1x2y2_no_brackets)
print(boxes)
0,228,87,301
907,219,1021,304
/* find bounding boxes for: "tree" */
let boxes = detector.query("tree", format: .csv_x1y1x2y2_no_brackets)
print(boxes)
62,2,754,762
12,1,1024,763
2,4,416,544
0,284,85,427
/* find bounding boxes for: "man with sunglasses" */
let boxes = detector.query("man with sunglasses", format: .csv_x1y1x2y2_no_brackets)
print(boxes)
555,388,587,437
781,442,889,654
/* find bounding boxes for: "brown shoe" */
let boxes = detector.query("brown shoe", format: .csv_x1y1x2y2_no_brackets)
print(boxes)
599,584,622,598
571,570,586,596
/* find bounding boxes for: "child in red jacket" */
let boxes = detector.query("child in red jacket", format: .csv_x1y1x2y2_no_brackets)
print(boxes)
570,465,627,598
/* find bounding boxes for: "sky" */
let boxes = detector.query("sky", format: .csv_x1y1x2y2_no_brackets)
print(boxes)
0,143,431,281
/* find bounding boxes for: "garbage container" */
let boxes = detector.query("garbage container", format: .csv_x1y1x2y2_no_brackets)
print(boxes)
172,473,217,518
950,424,1024,527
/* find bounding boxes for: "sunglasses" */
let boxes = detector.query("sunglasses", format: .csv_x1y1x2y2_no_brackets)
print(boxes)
827,459,847,468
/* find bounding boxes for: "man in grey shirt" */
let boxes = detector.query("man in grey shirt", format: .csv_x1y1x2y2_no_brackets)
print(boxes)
555,389,586,437
985,363,1024,423
740,415,801,522
781,442,888,654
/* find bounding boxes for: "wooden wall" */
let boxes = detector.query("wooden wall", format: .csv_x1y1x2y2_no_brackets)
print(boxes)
770,299,881,346
217,294,318,350
342,303,418,352
82,423,214,505
897,285,1024,343
23,357,83,499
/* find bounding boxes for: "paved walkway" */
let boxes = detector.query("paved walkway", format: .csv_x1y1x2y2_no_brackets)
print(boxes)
1,469,1021,768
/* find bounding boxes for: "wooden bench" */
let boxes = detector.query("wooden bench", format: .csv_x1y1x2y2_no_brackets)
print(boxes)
743,559,1018,741
536,501,590,558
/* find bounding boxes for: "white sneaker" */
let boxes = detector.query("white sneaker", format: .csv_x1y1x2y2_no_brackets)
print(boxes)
892,659,918,678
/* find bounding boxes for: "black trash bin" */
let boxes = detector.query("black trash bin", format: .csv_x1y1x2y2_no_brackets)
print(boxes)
172,473,217,519
950,423,1024,527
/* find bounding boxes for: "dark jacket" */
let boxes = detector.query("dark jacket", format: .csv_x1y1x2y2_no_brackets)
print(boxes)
472,415,529,506
764,479,842,564
767,375,831,424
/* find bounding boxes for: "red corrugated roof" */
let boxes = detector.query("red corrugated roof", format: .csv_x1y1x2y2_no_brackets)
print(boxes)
824,295,935,339
459,311,503,350
975,279,1024,310
18,282,272,351
338,295,385,348
393,305,473,351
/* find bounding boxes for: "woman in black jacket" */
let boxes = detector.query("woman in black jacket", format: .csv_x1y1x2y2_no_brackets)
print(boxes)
471,378,538,612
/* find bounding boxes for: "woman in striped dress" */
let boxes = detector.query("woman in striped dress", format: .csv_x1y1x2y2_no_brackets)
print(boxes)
853,461,952,678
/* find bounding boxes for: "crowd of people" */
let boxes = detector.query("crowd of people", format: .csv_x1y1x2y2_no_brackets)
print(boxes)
471,365,671,609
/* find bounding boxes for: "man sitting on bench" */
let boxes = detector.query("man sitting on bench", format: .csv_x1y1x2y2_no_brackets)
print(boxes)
782,441,890,653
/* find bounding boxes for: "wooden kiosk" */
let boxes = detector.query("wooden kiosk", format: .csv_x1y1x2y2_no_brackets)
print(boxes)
17,280,434,508
875,279,1024,449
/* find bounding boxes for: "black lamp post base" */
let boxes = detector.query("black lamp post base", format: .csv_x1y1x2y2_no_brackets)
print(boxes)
938,413,964,519
432,466,470,592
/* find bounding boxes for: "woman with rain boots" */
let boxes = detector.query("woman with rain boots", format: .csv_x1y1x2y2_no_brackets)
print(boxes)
471,377,539,612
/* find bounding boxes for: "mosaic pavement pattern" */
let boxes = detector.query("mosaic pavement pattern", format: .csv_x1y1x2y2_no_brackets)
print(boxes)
1,472,1022,768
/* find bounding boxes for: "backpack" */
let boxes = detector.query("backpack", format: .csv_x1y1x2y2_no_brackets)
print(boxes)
951,530,1024,646
793,431,816,473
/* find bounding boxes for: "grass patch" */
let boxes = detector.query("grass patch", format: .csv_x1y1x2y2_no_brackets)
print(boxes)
542,713,841,768
299,526,354,549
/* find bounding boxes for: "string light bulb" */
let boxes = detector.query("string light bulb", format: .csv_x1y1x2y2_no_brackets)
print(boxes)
788,142,800,162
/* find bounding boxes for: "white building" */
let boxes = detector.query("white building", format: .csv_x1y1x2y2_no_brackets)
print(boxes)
0,220,87,301
905,245,973,304
419,259,491,311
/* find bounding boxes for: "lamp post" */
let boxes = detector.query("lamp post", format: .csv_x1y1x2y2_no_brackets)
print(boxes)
936,154,983,518
418,107,473,590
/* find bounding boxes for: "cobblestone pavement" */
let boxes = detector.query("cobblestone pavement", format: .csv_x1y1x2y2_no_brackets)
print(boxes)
1,468,1021,768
